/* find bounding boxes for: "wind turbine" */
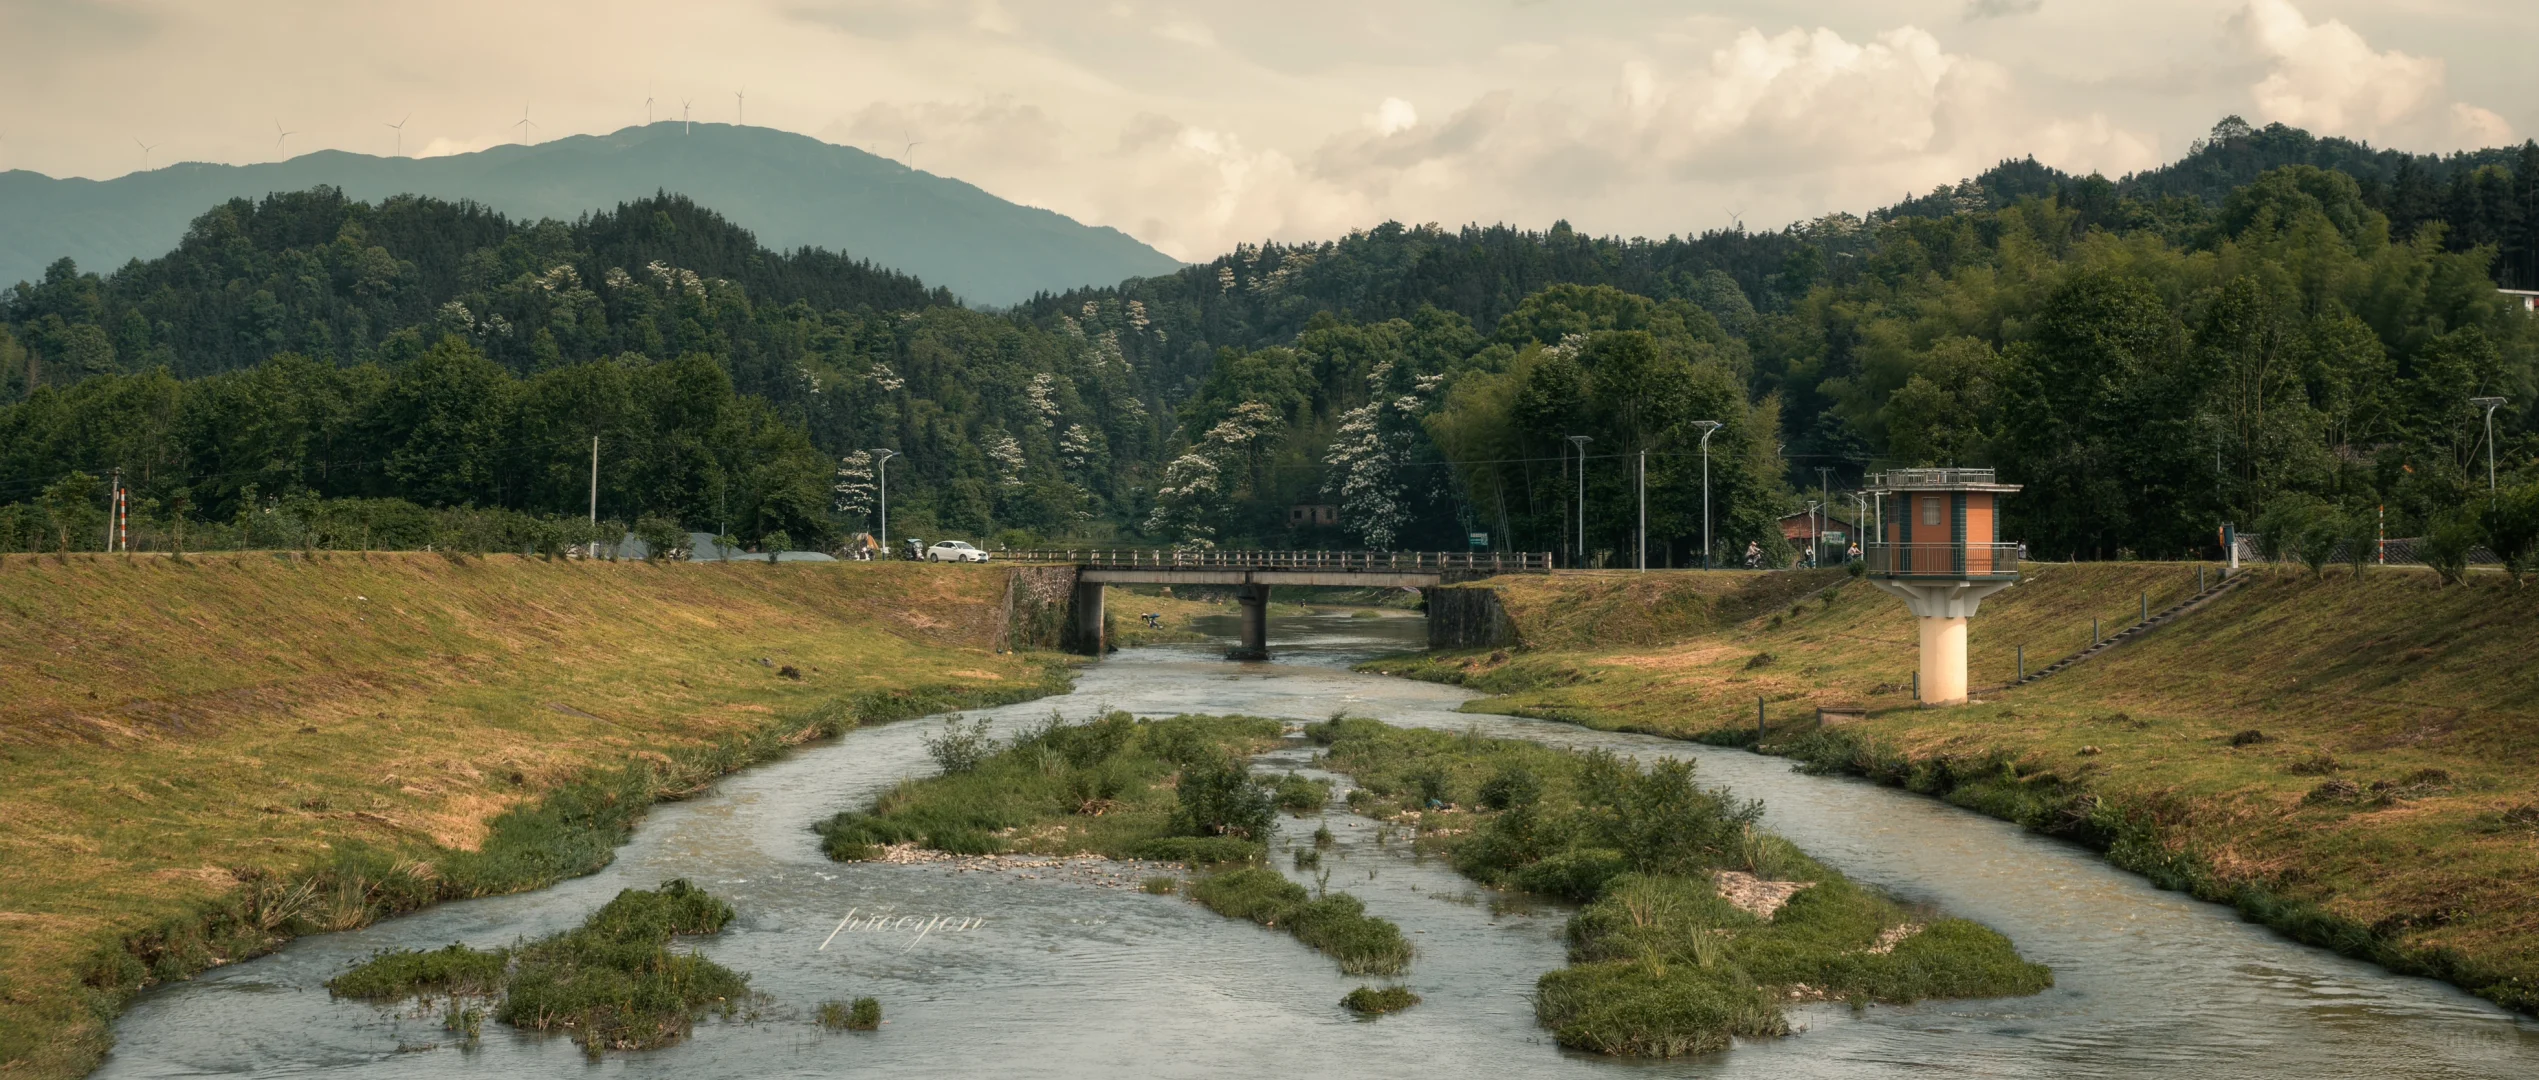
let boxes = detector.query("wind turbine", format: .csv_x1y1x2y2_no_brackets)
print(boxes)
681,98,692,134
135,138,158,170
273,120,296,160
385,113,409,157
645,95,655,125
734,86,745,126
514,103,538,145
903,131,923,170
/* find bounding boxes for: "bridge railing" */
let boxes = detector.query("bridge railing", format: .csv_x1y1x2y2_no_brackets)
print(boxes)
999,549,1554,574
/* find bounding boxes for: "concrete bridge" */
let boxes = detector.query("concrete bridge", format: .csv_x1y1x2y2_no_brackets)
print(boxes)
1003,549,1552,659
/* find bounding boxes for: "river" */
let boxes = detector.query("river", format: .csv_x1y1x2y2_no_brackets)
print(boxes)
96,610,2539,1078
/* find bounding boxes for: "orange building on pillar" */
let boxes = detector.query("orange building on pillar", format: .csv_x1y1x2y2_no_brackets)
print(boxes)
1865,468,2022,706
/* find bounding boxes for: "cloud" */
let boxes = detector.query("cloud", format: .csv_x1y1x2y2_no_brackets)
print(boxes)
1964,0,2044,20
2233,0,2509,147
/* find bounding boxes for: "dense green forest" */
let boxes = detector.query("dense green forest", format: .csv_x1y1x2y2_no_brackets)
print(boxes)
2,119,2534,564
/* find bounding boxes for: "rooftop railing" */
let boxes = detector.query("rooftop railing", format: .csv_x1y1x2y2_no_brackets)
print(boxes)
1866,467,2003,489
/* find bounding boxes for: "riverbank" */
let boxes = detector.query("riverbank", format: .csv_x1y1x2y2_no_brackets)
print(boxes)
0,552,1066,1079
1368,564,2539,1016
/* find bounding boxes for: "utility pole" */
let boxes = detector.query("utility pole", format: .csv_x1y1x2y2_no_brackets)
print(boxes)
588,436,599,524
1567,435,1592,569
873,448,900,556
1637,448,1647,573
1817,465,1833,567
1693,420,1722,569
106,468,123,553
2471,397,2506,496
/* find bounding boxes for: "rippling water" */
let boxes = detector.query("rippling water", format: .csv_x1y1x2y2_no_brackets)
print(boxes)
96,610,2539,1078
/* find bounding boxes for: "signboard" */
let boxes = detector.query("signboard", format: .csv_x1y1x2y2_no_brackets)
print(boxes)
1469,532,1489,550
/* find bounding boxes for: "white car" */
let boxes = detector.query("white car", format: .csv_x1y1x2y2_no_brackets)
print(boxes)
925,540,992,563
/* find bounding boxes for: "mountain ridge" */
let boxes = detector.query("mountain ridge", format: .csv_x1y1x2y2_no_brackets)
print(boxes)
0,123,1184,307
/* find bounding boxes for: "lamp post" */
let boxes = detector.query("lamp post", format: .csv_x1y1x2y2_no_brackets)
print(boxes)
1693,420,1723,569
1816,465,1833,566
1567,435,1593,569
1637,448,1647,573
1806,500,1822,568
872,448,899,555
2471,397,2506,496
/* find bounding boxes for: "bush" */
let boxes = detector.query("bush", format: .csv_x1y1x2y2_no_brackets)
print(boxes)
1174,760,1277,840
921,716,999,774
2419,510,2482,585
1478,765,1542,811
1271,773,1332,814
1534,960,1785,1058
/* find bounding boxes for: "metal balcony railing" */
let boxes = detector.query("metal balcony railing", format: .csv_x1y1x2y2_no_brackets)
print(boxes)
1866,467,1999,489
1863,542,2022,578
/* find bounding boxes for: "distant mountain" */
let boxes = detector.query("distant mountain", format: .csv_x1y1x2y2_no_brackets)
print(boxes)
0,123,1183,306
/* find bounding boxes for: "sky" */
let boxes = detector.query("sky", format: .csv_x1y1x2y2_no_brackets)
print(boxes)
1,0,2529,262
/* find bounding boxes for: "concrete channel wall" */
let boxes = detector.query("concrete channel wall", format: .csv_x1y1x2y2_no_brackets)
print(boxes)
1422,585,1513,649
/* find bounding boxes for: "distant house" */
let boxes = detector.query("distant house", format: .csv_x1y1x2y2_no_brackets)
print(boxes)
1778,510,1859,547
2504,288,2539,313
1287,504,1338,527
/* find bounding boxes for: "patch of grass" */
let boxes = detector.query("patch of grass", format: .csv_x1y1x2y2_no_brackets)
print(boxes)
330,880,746,1055
814,712,1283,864
1341,985,1420,1015
1141,876,1179,895
816,997,881,1031
1188,867,1414,976
327,942,510,1001
0,554,1070,1079
1308,720,2049,1057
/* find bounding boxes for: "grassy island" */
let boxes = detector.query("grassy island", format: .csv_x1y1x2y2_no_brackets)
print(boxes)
1306,716,2051,1057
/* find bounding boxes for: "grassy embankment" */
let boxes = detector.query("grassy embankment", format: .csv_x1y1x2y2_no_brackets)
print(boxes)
0,552,1066,1079
1370,563,2539,1014
330,878,746,1057
1307,717,2049,1056
814,713,1412,977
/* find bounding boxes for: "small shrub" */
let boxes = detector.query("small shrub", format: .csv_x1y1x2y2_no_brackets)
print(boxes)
2228,729,2266,747
1141,876,1179,895
1294,848,1322,870
1478,766,1542,811
1271,773,1332,814
777,665,802,680
815,1000,852,1030
818,996,882,1030
2287,754,2342,775
921,716,998,774
1744,652,1775,670
1312,824,1335,848
2304,778,2364,805
1341,985,1421,1016
1175,761,1277,840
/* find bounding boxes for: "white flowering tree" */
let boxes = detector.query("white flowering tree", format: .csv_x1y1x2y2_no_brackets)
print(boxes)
1322,362,1442,550
833,450,876,521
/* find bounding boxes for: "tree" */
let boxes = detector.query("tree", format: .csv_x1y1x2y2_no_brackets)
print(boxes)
37,471,102,553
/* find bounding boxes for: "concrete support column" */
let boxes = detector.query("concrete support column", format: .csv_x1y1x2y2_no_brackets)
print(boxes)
1229,582,1271,661
1918,616,1969,705
1071,578,1106,655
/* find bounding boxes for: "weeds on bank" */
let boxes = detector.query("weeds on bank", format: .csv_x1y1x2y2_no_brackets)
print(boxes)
328,880,747,1055
1304,718,2050,1058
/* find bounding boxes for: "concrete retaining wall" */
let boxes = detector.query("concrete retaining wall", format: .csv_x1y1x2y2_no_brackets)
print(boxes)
1423,585,1513,649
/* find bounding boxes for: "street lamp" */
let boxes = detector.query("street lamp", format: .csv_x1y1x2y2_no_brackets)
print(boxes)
1692,421,1723,569
2471,397,2506,495
1806,500,1823,568
1567,435,1593,569
872,448,900,555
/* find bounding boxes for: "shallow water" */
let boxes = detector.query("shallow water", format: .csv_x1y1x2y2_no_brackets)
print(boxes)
98,611,2539,1078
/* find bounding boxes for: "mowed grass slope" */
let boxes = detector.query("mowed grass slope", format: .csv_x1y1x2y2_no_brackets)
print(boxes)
0,551,1050,1078
1374,563,2539,1013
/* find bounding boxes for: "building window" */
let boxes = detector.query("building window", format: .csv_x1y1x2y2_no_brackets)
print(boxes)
1921,497,1942,527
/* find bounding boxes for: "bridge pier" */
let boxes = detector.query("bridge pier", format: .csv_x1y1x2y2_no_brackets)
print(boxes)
1071,578,1106,655
1228,584,1271,661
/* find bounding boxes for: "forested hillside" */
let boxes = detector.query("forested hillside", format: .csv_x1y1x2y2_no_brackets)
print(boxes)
0,123,1184,306
2,119,2535,566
